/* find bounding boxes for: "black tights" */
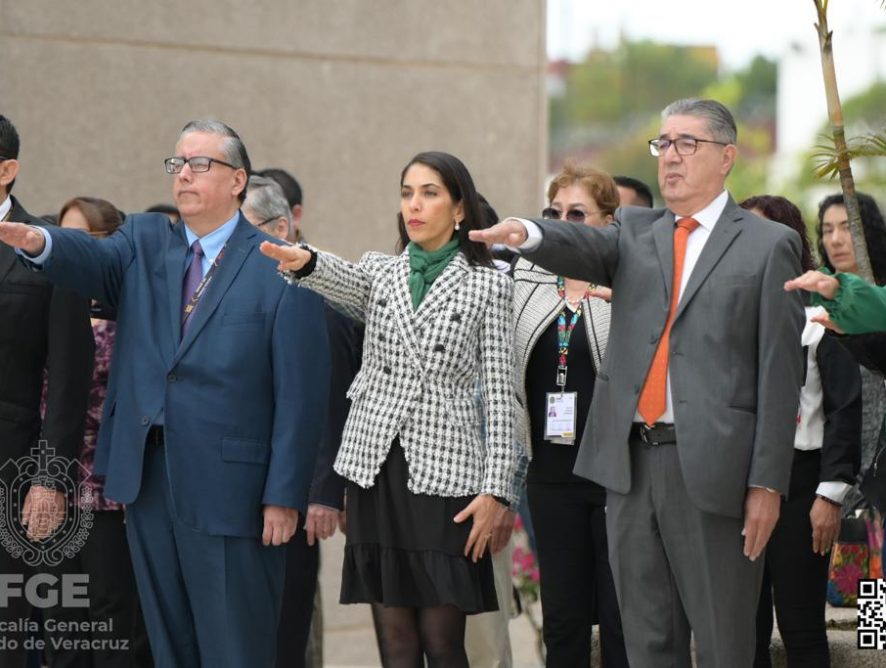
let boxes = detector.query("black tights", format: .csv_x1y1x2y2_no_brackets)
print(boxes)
370,603,468,668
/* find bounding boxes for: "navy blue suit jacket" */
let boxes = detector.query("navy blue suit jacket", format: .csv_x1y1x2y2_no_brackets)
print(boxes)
34,213,329,537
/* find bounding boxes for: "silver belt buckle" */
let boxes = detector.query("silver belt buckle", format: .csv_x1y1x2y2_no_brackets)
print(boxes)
639,424,659,446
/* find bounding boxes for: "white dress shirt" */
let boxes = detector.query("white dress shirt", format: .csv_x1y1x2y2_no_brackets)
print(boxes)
0,195,12,222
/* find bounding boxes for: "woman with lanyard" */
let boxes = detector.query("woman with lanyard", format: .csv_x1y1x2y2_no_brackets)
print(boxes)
511,161,628,667
260,151,522,668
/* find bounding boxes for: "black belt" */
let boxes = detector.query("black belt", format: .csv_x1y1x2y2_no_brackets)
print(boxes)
631,422,677,446
146,425,165,446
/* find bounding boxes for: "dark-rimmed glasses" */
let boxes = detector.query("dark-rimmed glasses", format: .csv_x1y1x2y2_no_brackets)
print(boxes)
648,137,729,157
542,207,598,224
164,156,238,174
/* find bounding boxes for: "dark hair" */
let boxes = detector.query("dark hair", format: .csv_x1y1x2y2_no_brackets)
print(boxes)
59,197,124,237
614,175,654,208
0,115,21,194
739,195,815,271
547,160,620,217
395,151,493,268
816,192,886,286
254,168,302,208
179,120,251,203
477,193,498,228
145,203,180,219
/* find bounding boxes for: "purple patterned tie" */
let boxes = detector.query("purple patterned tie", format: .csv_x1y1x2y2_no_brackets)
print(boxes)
181,240,204,336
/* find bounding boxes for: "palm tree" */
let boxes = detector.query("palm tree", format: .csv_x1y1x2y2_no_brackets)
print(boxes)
810,0,875,281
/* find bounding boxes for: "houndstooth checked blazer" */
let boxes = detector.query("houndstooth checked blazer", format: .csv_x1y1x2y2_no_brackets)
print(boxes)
286,249,523,505
512,257,610,456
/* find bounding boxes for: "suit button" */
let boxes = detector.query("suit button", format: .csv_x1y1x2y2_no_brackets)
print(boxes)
650,334,658,344
383,366,392,374
167,373,177,383
633,385,640,394
141,416,150,426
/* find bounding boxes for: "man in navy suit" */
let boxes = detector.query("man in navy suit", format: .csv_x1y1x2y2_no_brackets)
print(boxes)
0,120,330,667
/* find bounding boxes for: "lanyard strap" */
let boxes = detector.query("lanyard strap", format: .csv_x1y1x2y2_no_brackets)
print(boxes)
555,276,588,389
182,245,226,327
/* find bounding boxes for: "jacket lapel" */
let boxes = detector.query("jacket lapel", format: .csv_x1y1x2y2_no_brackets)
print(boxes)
414,252,469,321
165,221,189,348
674,199,743,322
651,210,677,305
174,215,255,361
388,253,425,376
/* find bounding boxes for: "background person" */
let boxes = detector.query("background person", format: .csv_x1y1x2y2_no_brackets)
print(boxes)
512,161,628,667
816,192,886,516
613,175,654,208
243,173,363,668
0,114,94,668
255,167,304,242
261,151,524,668
463,193,519,668
742,195,861,668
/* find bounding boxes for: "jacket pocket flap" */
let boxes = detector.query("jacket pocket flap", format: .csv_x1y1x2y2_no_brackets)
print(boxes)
222,438,270,464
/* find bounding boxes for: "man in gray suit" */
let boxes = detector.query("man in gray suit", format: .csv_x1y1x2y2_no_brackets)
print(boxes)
471,98,804,667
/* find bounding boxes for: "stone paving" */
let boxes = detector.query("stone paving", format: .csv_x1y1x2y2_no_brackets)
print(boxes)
319,532,886,667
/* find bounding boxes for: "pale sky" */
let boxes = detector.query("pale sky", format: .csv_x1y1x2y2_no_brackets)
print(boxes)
547,0,886,69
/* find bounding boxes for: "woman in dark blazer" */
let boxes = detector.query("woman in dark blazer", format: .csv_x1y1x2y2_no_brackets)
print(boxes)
743,195,862,668
261,151,522,668
512,161,628,667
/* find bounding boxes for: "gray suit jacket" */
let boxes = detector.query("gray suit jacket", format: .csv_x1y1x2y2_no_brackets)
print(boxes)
524,198,805,518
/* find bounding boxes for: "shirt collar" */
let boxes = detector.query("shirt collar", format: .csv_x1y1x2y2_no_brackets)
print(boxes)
678,190,729,232
183,211,240,263
0,195,12,222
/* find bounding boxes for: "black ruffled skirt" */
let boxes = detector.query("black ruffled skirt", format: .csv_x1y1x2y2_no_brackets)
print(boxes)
340,439,498,614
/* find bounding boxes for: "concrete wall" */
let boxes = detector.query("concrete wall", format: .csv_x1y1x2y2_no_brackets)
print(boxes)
0,0,547,259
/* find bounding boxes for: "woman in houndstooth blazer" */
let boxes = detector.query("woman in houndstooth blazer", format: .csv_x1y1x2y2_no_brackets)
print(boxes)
261,151,523,667
513,162,629,667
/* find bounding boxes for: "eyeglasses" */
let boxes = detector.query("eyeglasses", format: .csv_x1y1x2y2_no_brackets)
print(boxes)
164,156,238,174
542,207,599,223
648,136,729,157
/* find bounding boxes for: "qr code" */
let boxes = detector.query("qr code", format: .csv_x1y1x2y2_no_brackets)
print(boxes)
858,578,886,649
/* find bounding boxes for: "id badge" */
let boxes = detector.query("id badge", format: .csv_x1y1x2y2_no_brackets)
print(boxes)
544,392,577,445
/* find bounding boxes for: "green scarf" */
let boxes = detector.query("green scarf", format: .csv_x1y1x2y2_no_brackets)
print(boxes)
407,238,460,310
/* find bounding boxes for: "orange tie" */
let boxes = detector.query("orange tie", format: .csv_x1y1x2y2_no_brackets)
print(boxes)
637,217,700,426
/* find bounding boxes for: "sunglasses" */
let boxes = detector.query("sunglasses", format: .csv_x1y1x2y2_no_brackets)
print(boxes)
541,207,598,223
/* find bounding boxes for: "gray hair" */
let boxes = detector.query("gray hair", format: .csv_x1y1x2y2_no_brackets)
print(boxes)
661,98,737,145
179,119,252,201
245,175,292,233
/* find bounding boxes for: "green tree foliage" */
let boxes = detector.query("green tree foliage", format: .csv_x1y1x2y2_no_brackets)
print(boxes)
550,38,777,207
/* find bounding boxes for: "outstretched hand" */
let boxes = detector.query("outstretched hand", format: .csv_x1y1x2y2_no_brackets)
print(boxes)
259,240,312,273
0,222,46,256
468,219,528,248
784,270,840,300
